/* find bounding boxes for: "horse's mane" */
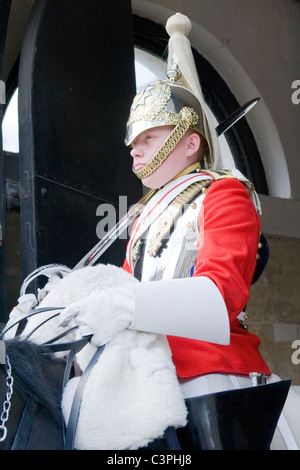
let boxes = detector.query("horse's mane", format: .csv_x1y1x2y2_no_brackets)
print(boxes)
4,338,65,421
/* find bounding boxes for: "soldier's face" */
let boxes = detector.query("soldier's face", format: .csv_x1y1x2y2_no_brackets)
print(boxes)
130,126,198,188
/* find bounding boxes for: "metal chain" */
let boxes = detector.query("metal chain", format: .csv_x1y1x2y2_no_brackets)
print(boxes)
0,355,14,443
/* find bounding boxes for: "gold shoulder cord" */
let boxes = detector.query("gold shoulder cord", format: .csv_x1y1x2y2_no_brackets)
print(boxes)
133,169,256,261
145,170,257,258
131,164,203,263
147,179,212,257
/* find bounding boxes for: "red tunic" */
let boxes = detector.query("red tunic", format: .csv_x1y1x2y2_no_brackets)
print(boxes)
123,177,271,379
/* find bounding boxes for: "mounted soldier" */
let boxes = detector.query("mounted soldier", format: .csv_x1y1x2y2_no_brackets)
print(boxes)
57,13,298,450
3,12,299,450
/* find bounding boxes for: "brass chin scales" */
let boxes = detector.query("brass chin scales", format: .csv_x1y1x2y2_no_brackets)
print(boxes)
133,107,199,180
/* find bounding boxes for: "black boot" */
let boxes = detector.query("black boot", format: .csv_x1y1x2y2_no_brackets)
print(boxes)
177,379,291,450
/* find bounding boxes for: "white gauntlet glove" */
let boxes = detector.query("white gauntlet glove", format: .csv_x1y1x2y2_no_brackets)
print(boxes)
59,276,229,347
128,276,230,345
59,286,134,346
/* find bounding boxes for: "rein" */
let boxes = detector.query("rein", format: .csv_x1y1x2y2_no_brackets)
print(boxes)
43,332,103,450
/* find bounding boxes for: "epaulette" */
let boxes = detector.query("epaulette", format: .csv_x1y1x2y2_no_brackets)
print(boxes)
201,169,261,215
201,169,255,192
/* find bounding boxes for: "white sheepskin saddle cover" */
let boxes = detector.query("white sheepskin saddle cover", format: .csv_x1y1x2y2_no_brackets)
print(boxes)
19,264,187,450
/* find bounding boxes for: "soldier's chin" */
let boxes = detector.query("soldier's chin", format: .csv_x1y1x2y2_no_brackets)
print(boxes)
141,172,169,189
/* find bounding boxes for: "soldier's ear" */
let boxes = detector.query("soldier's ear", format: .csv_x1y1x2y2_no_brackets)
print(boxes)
186,132,201,156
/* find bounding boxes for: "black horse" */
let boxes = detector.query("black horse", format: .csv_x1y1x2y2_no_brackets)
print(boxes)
0,338,293,450
0,339,66,450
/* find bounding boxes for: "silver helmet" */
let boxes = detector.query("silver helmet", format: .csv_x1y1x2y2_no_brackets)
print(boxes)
124,13,216,180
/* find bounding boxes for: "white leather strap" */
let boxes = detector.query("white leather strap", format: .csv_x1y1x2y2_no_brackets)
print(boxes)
126,173,213,270
128,276,229,345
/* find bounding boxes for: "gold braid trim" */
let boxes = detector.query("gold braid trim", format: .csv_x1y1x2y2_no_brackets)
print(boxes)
146,179,212,257
133,107,198,180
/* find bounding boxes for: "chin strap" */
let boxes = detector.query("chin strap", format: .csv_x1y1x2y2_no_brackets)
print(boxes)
133,107,198,180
